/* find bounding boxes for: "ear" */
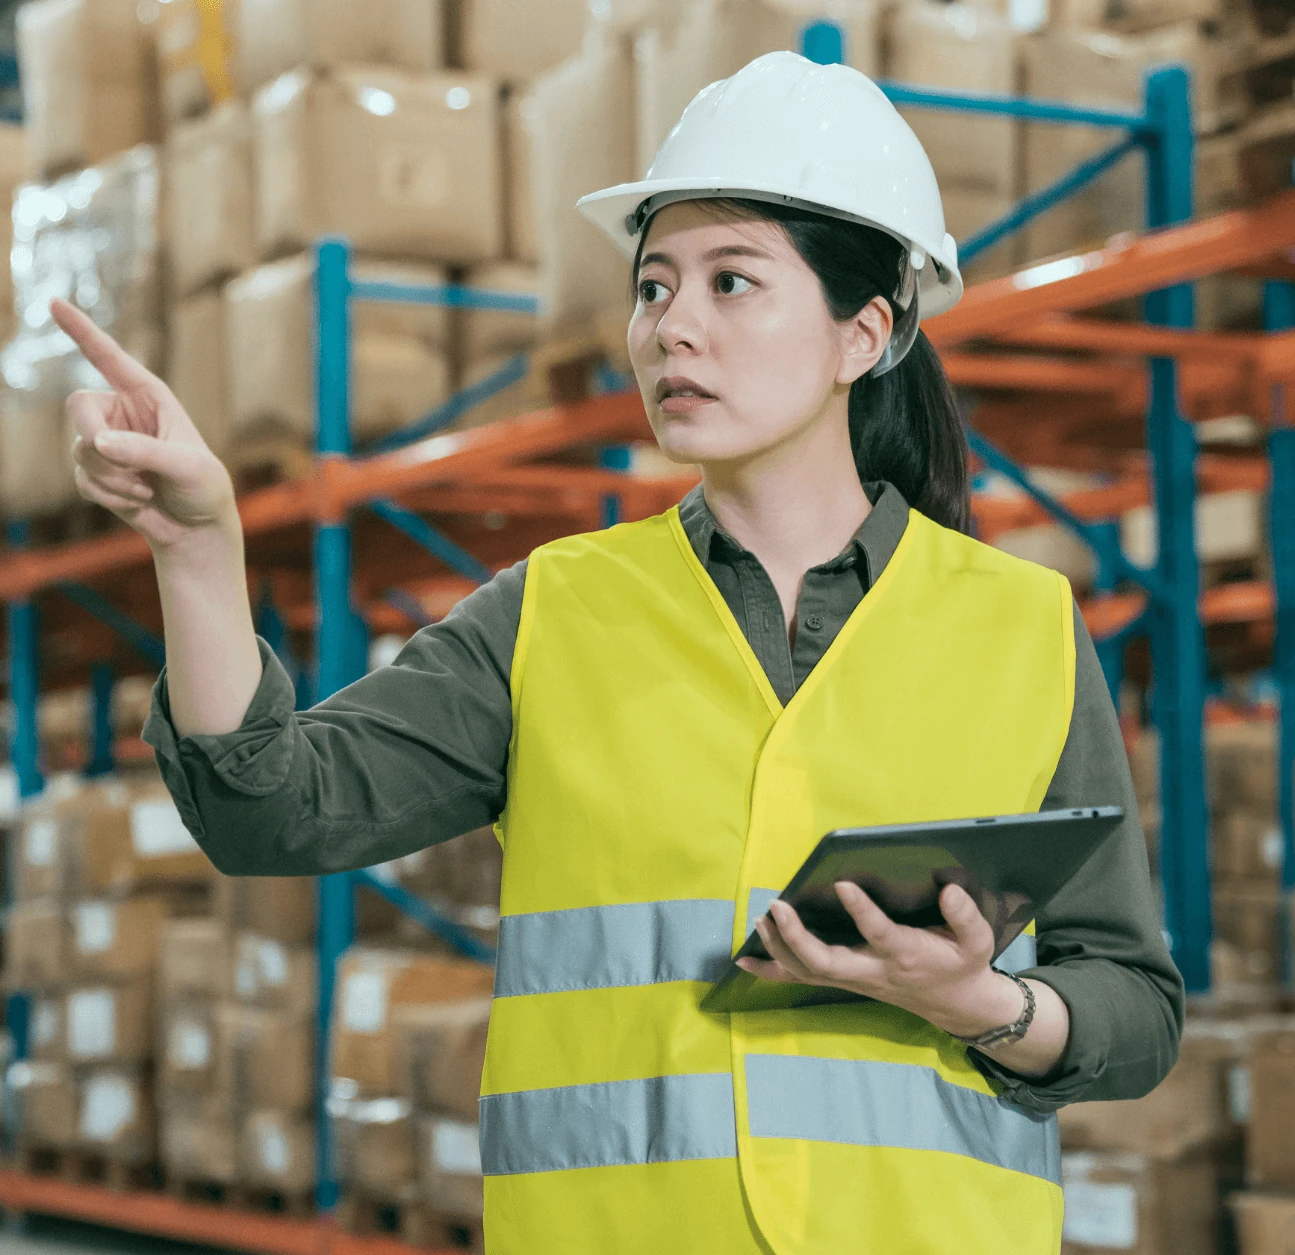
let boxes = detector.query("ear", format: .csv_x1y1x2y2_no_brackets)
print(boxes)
836,296,894,386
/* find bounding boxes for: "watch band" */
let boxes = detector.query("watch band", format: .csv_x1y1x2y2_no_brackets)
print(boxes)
949,970,1036,1050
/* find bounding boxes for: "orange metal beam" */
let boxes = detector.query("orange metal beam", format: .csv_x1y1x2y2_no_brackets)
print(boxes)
0,1170,457,1255
941,352,1144,395
985,318,1266,362
1078,580,1275,639
929,191,1295,346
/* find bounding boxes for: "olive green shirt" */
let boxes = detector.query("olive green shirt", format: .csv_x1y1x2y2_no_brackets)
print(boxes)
143,481,1183,1113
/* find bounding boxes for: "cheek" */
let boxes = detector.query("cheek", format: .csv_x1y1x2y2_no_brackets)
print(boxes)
720,304,839,430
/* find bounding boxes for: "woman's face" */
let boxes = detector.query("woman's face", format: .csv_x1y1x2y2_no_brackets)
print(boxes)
627,201,889,468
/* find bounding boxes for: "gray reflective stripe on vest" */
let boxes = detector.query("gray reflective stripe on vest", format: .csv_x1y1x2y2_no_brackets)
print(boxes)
745,1054,1062,1185
493,899,735,997
995,931,1038,975
745,888,781,938
479,1073,737,1175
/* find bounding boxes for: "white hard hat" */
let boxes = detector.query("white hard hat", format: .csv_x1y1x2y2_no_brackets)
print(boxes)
577,51,963,372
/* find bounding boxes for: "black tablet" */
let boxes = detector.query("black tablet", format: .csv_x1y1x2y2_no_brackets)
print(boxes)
701,806,1124,1014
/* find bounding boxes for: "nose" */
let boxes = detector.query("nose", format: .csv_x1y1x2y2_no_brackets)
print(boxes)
655,280,709,356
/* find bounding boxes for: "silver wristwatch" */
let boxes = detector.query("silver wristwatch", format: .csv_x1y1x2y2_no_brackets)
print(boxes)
949,970,1036,1050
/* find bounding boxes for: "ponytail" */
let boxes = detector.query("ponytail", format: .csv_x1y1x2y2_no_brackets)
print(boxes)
632,198,972,534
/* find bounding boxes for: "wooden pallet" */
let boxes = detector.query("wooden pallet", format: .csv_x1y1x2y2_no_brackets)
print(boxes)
1234,99,1295,207
163,1175,315,1217
336,1192,483,1253
16,1147,157,1193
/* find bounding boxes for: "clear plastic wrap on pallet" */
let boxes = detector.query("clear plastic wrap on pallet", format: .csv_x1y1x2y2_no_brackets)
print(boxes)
10,144,161,343
0,145,162,519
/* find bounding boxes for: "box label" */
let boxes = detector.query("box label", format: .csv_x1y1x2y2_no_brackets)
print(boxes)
341,970,389,1034
67,989,116,1059
32,1000,58,1049
130,799,199,857
169,1019,211,1069
1062,1180,1138,1249
24,819,57,868
257,939,289,987
74,902,117,955
379,145,448,210
433,1120,482,1176
259,1122,291,1175
80,1073,136,1142
1228,1063,1251,1124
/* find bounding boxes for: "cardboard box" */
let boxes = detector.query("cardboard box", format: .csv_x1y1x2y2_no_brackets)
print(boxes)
239,1110,316,1193
941,186,1017,284
16,0,159,178
1054,0,1233,33
238,0,443,95
166,101,255,298
508,33,634,336
1248,1028,1295,1189
64,784,212,896
1232,1192,1295,1255
993,523,1096,590
0,123,29,342
78,1067,154,1161
29,994,65,1062
1214,812,1283,883
0,342,82,518
12,809,71,901
452,0,586,78
160,1097,238,1184
1059,1017,1256,1159
159,917,230,1002
417,1116,482,1219
333,1094,417,1202
1123,491,1266,574
461,262,544,359
214,875,316,944
228,933,317,1017
253,67,503,264
11,1060,78,1149
887,2,1017,197
68,894,174,981
148,0,236,126
160,999,217,1093
1060,1151,1219,1255
6,899,67,990
214,1004,314,1112
396,997,490,1122
225,254,453,448
1213,884,1281,987
332,951,494,1094
65,979,154,1064
1208,721,1278,813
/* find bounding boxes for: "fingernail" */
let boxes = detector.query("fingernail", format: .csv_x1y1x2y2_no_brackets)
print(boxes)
94,432,123,450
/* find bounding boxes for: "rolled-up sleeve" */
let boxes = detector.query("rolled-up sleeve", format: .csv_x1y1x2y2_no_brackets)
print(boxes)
141,560,526,877
972,599,1185,1112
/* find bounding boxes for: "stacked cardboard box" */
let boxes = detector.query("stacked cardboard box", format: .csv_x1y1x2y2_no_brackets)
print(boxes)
1230,1023,1295,1254
5,772,215,1168
155,875,317,1195
330,948,494,1231
1059,1016,1293,1255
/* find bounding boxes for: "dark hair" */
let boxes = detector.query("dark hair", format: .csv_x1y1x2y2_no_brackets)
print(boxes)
631,198,971,534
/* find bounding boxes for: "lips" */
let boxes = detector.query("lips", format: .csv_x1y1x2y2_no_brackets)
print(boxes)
655,375,717,403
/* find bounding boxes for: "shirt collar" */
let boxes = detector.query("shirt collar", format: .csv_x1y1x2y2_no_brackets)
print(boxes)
677,480,910,587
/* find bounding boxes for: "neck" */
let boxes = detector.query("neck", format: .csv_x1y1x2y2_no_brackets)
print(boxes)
699,399,871,622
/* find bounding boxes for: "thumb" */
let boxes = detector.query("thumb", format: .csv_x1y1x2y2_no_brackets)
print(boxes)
939,883,993,954
93,429,199,480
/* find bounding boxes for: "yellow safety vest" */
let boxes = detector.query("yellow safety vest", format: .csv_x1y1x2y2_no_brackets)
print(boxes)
481,503,1076,1255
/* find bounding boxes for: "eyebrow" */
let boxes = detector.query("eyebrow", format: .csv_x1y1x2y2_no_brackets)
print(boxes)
639,244,775,270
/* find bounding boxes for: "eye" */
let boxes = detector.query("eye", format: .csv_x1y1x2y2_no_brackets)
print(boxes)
715,271,753,296
638,278,670,306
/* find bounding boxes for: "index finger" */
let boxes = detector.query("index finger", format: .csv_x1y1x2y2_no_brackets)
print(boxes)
50,298,157,394
834,882,902,955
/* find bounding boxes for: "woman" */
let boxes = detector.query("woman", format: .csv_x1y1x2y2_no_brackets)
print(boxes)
55,52,1180,1255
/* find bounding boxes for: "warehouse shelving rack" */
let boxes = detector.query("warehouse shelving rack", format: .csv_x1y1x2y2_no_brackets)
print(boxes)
0,40,1293,1250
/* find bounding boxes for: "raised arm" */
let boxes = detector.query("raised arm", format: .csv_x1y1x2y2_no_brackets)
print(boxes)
54,298,522,876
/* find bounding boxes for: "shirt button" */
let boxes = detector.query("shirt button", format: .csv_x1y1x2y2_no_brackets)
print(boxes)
805,615,824,632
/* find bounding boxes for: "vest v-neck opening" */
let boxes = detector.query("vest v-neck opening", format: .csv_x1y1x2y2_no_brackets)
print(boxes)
665,506,921,726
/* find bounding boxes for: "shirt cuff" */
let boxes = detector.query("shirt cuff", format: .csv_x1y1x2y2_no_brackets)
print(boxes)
141,637,300,837
968,963,1110,1114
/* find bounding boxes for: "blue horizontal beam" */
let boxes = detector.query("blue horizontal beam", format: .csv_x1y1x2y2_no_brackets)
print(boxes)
349,280,542,314
353,868,497,964
960,135,1141,265
56,582,166,667
361,352,530,456
876,80,1147,132
368,499,493,585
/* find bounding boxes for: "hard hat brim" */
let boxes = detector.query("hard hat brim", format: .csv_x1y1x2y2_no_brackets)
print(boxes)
577,177,963,320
